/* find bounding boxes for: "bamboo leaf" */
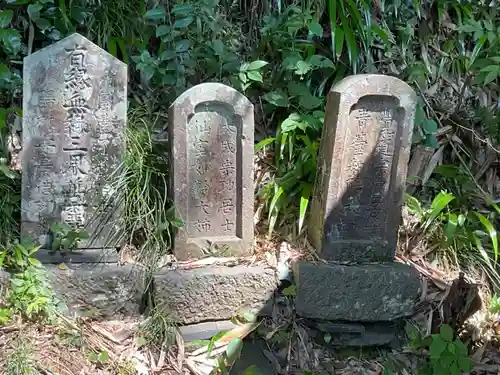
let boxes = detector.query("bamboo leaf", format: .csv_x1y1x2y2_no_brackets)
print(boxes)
474,212,498,263
424,192,455,230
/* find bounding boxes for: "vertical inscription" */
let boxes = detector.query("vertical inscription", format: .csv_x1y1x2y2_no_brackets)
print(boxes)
187,107,238,238
22,33,128,254
336,96,401,240
60,44,91,230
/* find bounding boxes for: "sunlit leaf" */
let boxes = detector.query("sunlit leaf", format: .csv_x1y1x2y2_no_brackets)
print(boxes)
299,184,312,233
474,212,498,263
423,192,455,230
247,70,262,82
226,338,243,363
254,137,276,152
248,60,268,70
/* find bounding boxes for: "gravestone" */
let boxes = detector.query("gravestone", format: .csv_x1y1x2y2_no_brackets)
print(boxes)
21,33,127,262
168,82,254,260
295,75,421,344
308,74,417,262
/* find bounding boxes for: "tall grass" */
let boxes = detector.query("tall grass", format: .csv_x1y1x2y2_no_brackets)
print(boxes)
107,105,172,268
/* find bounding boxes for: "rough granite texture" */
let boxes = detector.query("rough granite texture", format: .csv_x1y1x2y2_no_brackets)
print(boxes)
293,261,420,321
308,74,417,262
21,33,127,262
46,263,143,318
154,265,277,324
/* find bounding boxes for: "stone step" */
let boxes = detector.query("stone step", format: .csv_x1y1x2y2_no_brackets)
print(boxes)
154,265,277,324
293,261,420,321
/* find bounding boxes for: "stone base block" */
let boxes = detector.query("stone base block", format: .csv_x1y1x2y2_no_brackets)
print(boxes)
47,263,144,318
0,264,144,318
293,261,420,321
154,265,277,324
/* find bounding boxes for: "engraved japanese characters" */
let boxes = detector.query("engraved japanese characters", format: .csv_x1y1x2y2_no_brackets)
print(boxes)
308,75,417,262
169,83,254,260
22,33,127,261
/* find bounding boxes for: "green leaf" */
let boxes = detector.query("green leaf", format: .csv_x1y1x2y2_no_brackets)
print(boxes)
308,20,323,37
414,104,426,125
144,8,165,20
34,18,51,31
323,332,332,344
98,351,109,362
0,29,22,55
135,336,147,348
212,40,224,55
225,338,243,363
458,356,472,371
269,186,284,219
248,60,268,70
263,90,290,107
280,113,302,132
429,335,447,358
175,39,190,53
483,69,499,85
172,3,194,16
422,119,438,134
299,93,322,110
440,324,454,342
287,82,310,97
299,184,312,233
247,70,262,82
0,64,10,82
294,60,311,75
156,25,170,37
474,212,498,263
445,214,458,242
423,192,455,230
0,10,13,28
453,338,468,356
173,16,194,29
162,74,176,85
283,285,296,297
27,4,43,20
307,55,335,69
335,26,344,58
254,137,276,152
405,194,423,216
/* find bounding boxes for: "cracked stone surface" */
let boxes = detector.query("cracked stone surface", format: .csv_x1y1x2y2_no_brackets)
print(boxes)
293,261,421,321
47,263,143,318
154,265,278,324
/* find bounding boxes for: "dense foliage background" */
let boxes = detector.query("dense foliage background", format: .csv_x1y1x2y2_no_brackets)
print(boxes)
0,0,499,291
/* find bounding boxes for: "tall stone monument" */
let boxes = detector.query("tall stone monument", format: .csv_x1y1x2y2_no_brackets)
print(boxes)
168,82,254,260
21,33,127,262
294,75,421,345
308,75,416,262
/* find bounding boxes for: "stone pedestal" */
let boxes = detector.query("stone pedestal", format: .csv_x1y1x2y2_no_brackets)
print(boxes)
298,74,421,346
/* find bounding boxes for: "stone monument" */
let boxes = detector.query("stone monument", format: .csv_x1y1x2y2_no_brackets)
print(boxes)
21,33,127,262
168,82,254,260
154,82,276,331
295,74,421,346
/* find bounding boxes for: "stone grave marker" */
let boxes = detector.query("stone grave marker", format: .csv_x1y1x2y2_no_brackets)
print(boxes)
168,82,254,260
308,74,417,262
294,75,420,343
21,33,127,262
